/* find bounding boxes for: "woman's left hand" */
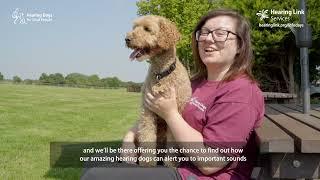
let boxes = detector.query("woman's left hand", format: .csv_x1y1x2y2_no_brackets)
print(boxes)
144,87,179,120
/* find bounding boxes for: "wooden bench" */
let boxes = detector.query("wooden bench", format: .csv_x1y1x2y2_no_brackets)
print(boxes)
263,92,297,103
251,104,320,179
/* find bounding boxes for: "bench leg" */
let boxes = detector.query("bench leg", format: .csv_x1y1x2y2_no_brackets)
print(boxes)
251,167,272,180
251,167,263,179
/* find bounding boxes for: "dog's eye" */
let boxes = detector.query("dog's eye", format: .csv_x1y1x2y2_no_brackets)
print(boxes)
144,26,151,32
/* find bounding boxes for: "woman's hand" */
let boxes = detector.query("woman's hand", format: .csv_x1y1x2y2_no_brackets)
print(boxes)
144,87,179,120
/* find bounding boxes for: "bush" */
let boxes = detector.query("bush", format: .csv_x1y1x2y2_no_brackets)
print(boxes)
24,79,33,85
13,76,22,83
127,83,143,92
0,72,4,81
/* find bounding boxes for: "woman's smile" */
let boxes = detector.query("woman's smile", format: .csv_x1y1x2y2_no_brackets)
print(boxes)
204,47,218,53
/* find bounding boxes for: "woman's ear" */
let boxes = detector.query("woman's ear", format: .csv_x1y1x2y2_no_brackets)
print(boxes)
237,47,240,54
236,40,242,54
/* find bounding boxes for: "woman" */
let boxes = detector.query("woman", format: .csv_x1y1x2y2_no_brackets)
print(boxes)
81,9,264,180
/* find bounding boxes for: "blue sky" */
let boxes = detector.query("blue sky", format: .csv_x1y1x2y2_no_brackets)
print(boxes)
0,0,148,83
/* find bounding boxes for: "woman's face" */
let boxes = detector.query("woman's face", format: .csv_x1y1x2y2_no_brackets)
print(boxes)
198,15,239,68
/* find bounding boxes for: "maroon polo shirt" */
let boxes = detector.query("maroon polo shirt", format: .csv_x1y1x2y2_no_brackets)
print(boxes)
177,75,265,180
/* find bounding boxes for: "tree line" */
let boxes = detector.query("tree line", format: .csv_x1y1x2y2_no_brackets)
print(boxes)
0,72,143,90
0,72,3,81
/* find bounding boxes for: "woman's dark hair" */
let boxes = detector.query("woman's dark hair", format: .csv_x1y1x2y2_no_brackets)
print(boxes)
191,9,255,82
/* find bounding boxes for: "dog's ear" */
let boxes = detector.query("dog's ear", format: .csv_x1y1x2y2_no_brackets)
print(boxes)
158,18,181,50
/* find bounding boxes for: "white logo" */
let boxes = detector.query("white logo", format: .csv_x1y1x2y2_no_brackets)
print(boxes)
11,8,53,25
12,8,27,24
189,97,206,112
256,9,269,20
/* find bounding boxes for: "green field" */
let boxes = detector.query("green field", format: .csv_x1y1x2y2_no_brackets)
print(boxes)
0,84,141,179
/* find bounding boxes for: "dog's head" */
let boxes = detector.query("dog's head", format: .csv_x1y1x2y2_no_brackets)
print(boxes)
125,15,180,61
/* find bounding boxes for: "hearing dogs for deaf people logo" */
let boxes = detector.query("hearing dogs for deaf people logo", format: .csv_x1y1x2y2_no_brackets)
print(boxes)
12,8,53,24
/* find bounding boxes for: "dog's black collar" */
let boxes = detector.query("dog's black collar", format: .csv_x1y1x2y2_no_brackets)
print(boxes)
155,60,176,81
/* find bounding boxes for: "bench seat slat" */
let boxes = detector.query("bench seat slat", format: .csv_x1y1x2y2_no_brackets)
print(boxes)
256,117,294,153
265,105,320,153
269,104,320,131
283,104,320,119
310,104,320,112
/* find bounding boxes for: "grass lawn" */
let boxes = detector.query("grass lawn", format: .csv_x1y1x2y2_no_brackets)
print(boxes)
0,83,141,179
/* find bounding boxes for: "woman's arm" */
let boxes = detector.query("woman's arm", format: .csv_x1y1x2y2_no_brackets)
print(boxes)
144,88,228,175
165,111,227,175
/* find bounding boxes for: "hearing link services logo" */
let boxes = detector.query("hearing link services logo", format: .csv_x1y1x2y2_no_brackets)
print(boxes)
12,8,53,25
256,9,304,28
256,9,269,20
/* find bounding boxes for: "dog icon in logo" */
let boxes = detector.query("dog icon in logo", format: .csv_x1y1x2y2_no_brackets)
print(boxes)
12,8,27,24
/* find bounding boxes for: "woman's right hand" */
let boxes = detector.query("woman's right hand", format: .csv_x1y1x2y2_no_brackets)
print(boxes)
120,124,138,164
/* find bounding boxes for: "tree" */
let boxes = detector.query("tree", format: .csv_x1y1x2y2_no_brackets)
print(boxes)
65,73,88,86
306,0,320,85
13,76,22,83
0,72,4,81
39,73,65,85
39,73,49,84
100,77,121,88
136,0,320,93
48,73,65,85
137,0,218,73
222,0,298,92
88,74,100,87
108,77,121,88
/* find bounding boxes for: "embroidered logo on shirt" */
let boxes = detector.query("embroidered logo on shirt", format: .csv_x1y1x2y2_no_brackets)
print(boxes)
189,97,207,112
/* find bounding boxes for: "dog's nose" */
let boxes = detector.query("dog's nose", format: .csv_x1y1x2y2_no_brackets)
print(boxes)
125,38,131,43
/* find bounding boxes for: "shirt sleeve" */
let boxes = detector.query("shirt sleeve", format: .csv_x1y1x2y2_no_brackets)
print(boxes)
202,102,257,157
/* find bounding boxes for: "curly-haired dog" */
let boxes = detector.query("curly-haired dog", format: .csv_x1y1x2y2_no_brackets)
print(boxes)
125,15,191,167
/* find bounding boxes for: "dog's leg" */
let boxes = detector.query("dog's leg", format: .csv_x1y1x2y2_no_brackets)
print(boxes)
164,130,179,167
137,108,158,167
